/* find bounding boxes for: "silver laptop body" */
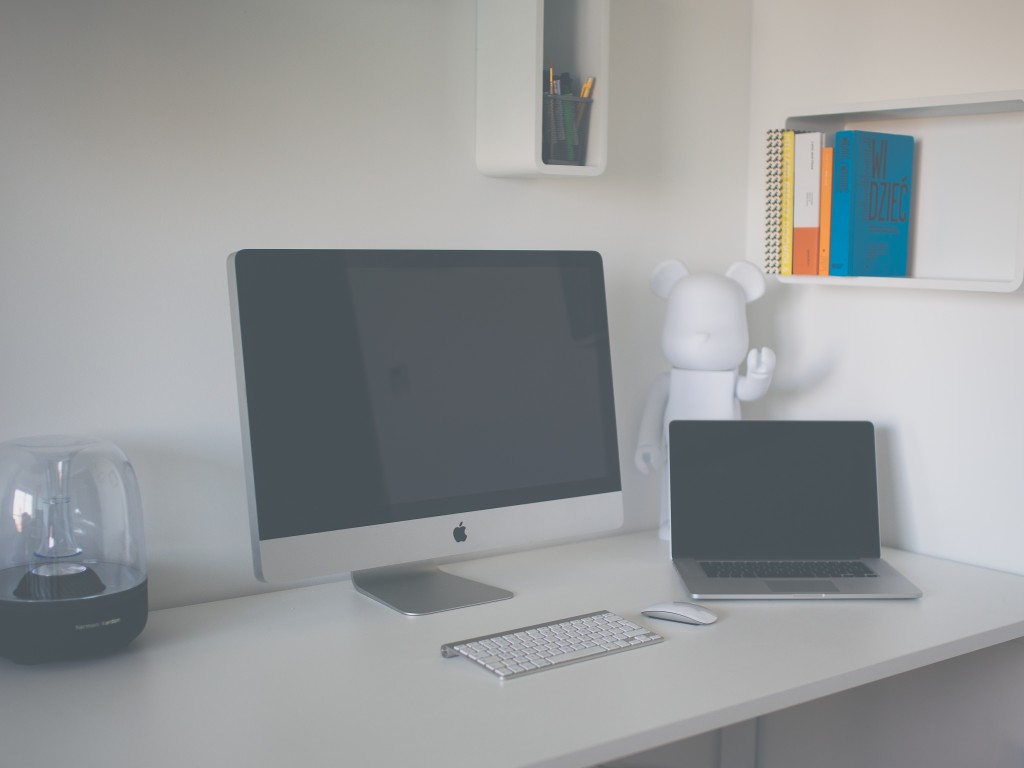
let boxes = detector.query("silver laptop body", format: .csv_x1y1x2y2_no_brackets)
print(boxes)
669,420,921,600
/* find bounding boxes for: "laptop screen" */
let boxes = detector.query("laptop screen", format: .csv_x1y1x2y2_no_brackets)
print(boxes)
669,421,882,561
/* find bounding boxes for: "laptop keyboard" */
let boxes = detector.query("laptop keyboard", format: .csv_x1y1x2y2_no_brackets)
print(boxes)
700,560,878,579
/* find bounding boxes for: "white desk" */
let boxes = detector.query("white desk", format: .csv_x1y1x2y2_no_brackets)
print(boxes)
3,532,1024,768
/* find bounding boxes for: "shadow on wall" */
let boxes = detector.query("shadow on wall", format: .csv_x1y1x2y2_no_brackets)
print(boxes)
125,440,268,610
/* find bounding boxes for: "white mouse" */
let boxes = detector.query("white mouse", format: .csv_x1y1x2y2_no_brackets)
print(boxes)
642,602,718,625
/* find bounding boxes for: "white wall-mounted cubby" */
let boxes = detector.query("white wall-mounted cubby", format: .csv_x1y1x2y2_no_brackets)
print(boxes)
773,92,1024,292
476,0,609,178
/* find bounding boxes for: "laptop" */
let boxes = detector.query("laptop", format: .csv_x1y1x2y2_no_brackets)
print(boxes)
669,420,922,600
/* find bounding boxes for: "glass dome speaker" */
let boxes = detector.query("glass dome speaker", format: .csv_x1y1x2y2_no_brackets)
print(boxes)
0,436,148,663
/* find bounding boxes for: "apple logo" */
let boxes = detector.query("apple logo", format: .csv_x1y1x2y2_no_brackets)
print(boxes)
452,522,467,543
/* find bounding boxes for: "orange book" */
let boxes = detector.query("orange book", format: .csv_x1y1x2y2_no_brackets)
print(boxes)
818,145,834,275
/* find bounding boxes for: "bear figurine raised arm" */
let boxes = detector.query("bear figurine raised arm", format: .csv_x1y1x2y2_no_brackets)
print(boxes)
634,259,775,539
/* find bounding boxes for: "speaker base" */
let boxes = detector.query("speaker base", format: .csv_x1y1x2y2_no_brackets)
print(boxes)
0,579,148,664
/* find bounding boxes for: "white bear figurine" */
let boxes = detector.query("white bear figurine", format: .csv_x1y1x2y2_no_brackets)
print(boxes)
635,260,775,540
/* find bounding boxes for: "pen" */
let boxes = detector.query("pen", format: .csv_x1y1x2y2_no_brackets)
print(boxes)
575,77,594,137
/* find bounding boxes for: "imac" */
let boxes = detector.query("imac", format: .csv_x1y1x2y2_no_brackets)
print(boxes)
228,249,623,614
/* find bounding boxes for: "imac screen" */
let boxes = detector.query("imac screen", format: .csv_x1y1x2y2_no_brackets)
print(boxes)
229,249,622,612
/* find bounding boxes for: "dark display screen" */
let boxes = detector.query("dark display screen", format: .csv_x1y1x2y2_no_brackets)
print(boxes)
232,250,621,541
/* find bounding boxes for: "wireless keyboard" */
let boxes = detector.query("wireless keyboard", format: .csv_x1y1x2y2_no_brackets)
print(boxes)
441,610,664,679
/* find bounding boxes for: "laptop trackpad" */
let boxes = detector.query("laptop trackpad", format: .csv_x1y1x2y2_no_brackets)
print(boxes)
765,580,839,593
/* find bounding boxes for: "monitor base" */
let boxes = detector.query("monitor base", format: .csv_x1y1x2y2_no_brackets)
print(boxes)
351,564,513,615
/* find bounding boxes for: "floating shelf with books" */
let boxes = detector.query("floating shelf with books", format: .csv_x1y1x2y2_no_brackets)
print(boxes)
766,92,1024,292
476,0,609,178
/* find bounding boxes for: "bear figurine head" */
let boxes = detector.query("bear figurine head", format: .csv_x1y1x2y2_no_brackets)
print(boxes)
651,260,766,372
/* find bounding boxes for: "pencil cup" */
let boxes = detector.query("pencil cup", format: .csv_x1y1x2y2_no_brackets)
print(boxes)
542,95,592,166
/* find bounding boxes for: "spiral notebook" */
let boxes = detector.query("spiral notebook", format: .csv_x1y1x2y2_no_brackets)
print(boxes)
763,128,793,276
669,420,922,600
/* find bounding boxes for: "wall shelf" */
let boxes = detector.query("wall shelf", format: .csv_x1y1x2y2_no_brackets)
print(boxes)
476,0,609,178
774,92,1024,292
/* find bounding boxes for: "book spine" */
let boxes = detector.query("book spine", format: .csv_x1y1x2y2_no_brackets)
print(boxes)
792,132,823,275
763,130,785,275
828,131,855,275
779,129,795,276
818,145,834,275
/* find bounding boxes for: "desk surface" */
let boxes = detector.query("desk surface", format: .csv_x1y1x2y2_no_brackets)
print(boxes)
3,532,1024,768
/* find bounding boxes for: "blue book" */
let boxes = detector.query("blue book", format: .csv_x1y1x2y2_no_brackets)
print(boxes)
829,130,914,277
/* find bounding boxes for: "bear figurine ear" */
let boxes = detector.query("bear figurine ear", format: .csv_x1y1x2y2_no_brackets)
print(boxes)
725,261,767,303
650,260,690,298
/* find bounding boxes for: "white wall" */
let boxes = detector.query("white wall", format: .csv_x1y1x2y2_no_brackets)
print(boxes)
0,0,754,609
746,0,1024,576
